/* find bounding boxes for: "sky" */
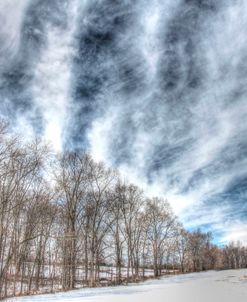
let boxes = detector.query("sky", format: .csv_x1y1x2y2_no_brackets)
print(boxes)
0,0,247,245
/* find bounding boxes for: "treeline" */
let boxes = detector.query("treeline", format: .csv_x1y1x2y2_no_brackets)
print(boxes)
0,121,246,299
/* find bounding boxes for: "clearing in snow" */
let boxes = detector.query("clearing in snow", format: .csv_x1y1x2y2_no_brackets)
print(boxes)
8,269,247,302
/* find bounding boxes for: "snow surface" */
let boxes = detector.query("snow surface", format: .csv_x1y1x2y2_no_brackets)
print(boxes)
8,269,247,302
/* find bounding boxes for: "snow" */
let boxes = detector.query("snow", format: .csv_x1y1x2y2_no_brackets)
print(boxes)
8,269,247,302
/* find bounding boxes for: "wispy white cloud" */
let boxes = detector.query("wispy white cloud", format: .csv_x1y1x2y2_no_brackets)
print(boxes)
0,0,246,244
87,0,247,244
31,0,83,151
220,223,247,245
0,0,30,68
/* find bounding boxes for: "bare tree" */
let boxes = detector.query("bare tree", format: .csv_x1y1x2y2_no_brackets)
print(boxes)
187,229,210,272
116,183,143,282
175,226,189,273
0,119,245,299
145,198,177,277
0,132,50,298
85,161,116,287
54,152,92,290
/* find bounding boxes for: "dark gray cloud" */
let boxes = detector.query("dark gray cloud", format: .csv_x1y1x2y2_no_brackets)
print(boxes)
0,0,247,243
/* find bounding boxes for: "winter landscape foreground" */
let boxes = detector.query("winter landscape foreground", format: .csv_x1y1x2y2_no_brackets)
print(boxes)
8,269,247,302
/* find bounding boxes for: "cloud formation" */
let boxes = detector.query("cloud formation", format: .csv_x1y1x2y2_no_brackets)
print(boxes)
0,0,247,244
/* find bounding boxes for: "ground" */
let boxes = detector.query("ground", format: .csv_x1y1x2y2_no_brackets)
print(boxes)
8,269,247,302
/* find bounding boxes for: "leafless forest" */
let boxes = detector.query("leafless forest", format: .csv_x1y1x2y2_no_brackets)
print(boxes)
0,120,246,300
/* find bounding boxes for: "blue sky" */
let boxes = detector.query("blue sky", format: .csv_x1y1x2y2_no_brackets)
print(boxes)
0,0,247,244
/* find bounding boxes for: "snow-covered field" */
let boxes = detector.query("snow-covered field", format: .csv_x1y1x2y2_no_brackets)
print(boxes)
8,269,247,302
